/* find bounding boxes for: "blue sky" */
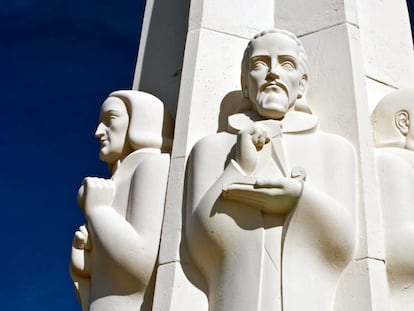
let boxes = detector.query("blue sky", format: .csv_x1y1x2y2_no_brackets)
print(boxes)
1,1,145,309
1,1,414,310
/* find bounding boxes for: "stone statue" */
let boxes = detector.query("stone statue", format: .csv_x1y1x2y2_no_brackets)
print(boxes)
70,90,174,311
185,29,357,311
371,88,414,311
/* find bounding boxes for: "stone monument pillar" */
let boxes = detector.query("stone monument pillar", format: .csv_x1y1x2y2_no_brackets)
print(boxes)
131,1,414,310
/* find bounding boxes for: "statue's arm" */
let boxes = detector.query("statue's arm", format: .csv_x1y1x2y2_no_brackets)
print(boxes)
222,168,303,215
187,132,297,216
84,154,169,281
186,133,237,215
281,137,358,310
218,123,304,215
376,151,414,276
70,266,90,311
70,225,91,311
126,154,169,273
287,136,358,262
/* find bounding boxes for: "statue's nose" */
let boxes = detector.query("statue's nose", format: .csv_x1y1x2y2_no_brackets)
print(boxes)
266,66,279,81
95,123,105,138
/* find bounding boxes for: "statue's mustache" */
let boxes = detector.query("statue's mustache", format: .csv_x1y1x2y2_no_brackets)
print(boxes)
259,80,288,95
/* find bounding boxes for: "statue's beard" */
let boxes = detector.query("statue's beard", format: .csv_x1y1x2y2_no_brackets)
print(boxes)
255,90,289,120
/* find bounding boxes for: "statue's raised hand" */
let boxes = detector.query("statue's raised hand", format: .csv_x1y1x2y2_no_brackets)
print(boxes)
77,177,115,211
236,123,271,175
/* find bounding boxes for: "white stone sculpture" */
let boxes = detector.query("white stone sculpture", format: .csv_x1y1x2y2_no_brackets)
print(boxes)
185,29,358,311
371,88,414,311
70,90,174,311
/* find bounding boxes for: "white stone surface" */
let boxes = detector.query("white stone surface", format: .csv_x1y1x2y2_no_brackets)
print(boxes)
372,89,414,311
189,0,274,39
70,91,174,311
173,29,248,157
185,30,358,311
365,77,396,114
358,0,414,88
152,262,208,311
133,0,190,116
335,259,392,311
158,156,186,264
274,0,358,36
300,24,365,140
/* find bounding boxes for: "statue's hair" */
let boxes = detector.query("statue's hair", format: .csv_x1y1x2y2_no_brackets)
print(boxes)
240,29,311,113
108,90,174,152
371,88,414,148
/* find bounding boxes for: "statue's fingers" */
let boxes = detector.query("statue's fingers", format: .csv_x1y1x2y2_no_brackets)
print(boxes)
75,230,86,242
251,133,264,149
79,225,88,237
258,135,267,146
74,231,86,249
255,177,283,188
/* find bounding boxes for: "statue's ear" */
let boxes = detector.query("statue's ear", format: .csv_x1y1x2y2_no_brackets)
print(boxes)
297,74,308,99
395,110,410,136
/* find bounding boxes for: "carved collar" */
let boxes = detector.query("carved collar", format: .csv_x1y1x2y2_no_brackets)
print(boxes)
228,110,319,135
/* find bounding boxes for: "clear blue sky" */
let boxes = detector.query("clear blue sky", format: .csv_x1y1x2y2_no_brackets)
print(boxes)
1,1,414,310
1,1,145,309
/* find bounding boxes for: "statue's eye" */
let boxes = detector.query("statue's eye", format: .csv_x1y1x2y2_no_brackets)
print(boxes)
105,110,123,121
281,61,296,70
250,57,269,70
253,61,268,70
101,112,119,126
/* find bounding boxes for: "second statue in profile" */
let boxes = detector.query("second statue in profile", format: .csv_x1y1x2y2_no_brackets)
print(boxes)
70,90,174,311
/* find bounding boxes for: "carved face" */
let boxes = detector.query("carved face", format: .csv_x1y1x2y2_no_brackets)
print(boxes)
248,33,305,120
95,97,131,164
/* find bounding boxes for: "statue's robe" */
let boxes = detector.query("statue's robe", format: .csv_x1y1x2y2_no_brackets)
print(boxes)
186,111,357,311
86,149,169,311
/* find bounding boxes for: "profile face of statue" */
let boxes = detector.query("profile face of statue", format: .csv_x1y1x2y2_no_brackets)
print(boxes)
247,33,304,120
95,96,131,164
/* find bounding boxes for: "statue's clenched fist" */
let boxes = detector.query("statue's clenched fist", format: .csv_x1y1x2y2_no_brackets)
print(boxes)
77,177,115,211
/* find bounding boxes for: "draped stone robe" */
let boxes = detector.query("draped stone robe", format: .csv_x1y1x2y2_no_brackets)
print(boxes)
186,110,357,311
87,149,170,311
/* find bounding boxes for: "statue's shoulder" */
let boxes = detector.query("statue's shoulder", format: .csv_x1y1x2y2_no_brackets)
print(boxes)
131,152,171,177
192,131,236,153
376,147,414,169
189,132,236,171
